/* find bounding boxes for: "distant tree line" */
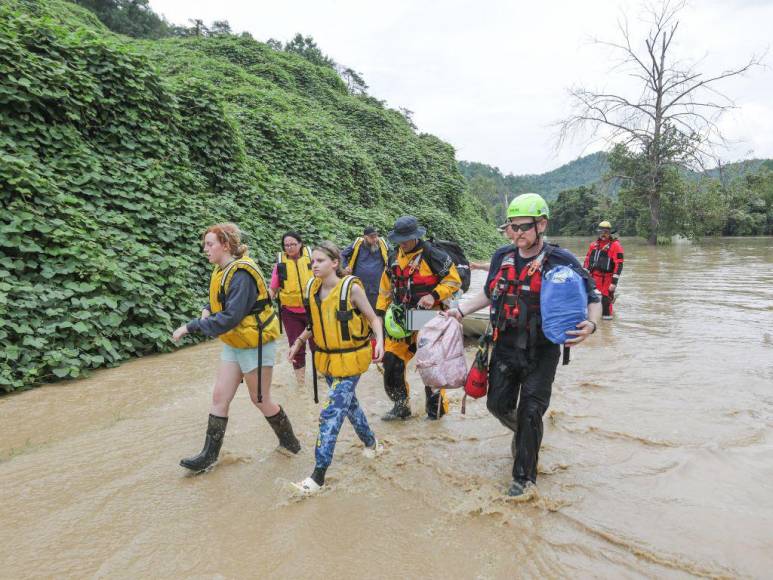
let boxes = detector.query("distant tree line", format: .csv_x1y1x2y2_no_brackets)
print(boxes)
463,152,772,238
549,154,773,238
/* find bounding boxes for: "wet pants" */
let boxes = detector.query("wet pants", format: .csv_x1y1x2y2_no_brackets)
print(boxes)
383,334,449,418
315,375,376,469
486,343,560,484
591,271,615,316
281,307,313,369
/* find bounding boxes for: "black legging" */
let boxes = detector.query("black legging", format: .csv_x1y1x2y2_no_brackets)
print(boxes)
486,343,560,484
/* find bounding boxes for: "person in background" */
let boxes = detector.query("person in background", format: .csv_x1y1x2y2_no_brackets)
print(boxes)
341,226,389,310
269,232,314,386
584,221,624,320
470,222,515,271
376,216,462,421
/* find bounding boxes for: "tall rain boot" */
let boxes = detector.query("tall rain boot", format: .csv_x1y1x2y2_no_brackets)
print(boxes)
293,367,306,388
382,352,411,421
382,399,411,421
180,414,228,472
425,386,447,420
265,406,301,455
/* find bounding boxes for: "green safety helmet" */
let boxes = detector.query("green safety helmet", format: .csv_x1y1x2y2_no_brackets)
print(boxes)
385,303,411,339
598,220,612,229
507,193,550,219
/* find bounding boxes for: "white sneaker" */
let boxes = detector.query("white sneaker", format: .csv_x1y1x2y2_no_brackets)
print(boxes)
602,315,613,320
289,477,321,496
363,439,383,459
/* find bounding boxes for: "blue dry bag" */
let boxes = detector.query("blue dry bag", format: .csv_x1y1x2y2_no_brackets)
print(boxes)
540,265,587,345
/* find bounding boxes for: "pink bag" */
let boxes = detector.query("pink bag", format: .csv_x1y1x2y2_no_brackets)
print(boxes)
415,314,467,389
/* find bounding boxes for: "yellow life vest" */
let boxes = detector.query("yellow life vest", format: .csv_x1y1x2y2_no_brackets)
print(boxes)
348,237,388,272
304,276,371,377
276,246,313,308
209,258,279,349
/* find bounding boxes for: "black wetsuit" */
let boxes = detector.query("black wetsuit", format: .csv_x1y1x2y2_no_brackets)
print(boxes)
484,244,599,484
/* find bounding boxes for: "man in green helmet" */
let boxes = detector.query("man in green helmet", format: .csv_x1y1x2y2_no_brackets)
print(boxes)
446,193,602,497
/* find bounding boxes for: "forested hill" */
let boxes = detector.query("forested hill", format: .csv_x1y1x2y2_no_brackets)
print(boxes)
0,0,500,391
461,153,773,224
460,152,611,200
459,153,611,222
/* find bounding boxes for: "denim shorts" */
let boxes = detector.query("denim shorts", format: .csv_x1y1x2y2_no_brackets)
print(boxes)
220,339,278,373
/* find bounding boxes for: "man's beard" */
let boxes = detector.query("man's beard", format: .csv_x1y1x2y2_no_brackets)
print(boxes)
367,242,379,253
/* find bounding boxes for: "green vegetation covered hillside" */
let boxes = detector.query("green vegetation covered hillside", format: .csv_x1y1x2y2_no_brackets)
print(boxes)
0,0,499,391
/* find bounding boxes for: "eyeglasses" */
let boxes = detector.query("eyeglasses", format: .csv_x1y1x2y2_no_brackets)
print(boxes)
507,221,537,233
283,242,299,248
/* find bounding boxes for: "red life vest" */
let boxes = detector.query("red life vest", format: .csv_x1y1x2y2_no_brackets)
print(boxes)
488,248,552,352
587,239,616,273
390,251,441,308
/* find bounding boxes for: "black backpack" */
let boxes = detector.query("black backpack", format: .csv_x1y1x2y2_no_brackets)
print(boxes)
427,238,471,293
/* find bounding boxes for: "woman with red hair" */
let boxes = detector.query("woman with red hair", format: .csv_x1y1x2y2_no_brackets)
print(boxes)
172,223,301,472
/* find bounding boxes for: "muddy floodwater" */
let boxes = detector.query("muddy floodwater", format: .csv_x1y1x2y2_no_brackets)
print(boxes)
1,237,771,579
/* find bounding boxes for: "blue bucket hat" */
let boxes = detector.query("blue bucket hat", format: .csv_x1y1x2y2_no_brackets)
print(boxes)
387,215,426,243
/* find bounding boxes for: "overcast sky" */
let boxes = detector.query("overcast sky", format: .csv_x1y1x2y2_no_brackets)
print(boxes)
149,0,772,175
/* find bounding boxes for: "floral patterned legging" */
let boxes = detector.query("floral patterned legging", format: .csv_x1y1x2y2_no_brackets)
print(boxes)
315,375,376,469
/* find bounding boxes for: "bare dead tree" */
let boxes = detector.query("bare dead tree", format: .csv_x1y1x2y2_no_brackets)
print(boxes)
557,0,762,244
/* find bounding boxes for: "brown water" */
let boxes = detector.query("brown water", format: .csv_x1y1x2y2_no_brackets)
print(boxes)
1,237,771,579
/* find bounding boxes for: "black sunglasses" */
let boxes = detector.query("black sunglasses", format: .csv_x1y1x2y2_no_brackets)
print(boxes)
507,221,538,233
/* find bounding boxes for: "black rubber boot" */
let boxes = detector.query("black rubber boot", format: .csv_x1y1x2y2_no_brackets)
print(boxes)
425,386,446,420
382,399,411,421
507,479,535,497
382,352,411,421
265,406,301,455
311,466,327,486
180,414,228,472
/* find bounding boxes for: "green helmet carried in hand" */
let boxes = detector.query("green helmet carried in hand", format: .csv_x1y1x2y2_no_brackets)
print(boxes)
385,303,411,339
507,193,550,219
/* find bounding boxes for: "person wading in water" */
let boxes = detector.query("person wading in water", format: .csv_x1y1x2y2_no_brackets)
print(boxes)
375,216,462,421
269,232,314,387
287,241,384,495
446,195,601,497
584,221,624,320
173,223,301,472
341,226,389,311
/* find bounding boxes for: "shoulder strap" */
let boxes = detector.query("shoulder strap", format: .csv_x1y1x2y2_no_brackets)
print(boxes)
303,277,316,306
276,251,286,288
337,275,357,341
524,245,553,278
220,259,273,312
379,238,389,263
422,241,452,279
349,238,364,270
221,259,253,293
408,249,424,272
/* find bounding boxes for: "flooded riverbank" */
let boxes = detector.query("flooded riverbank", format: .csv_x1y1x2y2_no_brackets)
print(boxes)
1,237,771,578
